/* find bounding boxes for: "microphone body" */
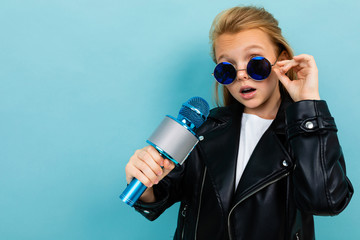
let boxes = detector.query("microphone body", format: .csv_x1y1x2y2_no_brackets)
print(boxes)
120,97,209,207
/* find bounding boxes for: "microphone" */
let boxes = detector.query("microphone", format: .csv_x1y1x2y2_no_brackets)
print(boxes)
120,97,210,207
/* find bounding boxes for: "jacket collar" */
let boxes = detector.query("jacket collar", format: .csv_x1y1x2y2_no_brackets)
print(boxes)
198,94,294,214
268,93,293,135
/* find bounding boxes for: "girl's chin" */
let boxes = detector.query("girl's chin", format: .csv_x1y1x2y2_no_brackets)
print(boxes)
241,100,267,114
237,99,262,109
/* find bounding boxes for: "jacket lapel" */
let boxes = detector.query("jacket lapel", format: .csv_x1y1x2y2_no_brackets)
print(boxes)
232,129,292,203
233,96,294,203
198,103,243,214
197,95,294,214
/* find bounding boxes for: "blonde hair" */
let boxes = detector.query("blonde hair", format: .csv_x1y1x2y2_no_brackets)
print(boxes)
209,6,296,106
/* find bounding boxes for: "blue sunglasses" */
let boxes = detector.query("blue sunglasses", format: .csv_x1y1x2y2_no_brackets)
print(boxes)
213,56,278,84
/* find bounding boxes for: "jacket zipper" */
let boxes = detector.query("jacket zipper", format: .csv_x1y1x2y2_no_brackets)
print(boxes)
194,167,207,240
227,172,290,240
181,167,207,240
181,204,187,240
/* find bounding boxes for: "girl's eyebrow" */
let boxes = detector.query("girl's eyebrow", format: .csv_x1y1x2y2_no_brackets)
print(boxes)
216,44,266,62
243,44,265,51
217,54,231,61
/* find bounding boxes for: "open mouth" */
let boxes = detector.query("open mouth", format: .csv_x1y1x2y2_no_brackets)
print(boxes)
241,87,256,94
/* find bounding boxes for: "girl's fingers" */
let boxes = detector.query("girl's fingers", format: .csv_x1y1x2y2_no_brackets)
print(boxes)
126,147,164,187
277,54,315,72
293,54,313,62
163,159,175,171
125,162,153,187
275,59,291,67
132,156,160,186
278,54,317,73
144,146,165,175
273,67,291,87
137,148,164,176
276,59,298,74
125,146,176,188
274,54,320,102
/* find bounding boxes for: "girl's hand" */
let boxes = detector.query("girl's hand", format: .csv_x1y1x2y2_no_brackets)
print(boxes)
274,54,320,102
125,146,175,203
125,145,175,187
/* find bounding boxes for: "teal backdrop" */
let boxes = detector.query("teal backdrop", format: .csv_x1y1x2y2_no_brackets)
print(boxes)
0,0,359,239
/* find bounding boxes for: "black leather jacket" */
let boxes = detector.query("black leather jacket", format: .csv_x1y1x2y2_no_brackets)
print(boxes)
134,96,353,240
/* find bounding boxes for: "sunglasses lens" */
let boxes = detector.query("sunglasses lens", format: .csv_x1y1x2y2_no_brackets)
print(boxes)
247,56,271,80
213,62,236,85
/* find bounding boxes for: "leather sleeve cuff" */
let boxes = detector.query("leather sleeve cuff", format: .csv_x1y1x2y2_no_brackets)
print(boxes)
133,184,170,221
286,100,337,139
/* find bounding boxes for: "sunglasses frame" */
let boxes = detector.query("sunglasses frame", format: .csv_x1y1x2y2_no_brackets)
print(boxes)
212,54,280,84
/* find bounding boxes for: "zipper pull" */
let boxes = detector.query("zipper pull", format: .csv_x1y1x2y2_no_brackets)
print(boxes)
181,204,188,217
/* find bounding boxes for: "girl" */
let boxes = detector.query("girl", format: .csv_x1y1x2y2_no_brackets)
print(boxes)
124,6,353,240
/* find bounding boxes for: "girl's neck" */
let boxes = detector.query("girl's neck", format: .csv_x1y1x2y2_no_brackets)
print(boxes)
244,92,281,120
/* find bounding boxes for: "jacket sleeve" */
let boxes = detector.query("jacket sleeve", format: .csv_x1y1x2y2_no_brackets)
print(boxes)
286,100,353,216
132,163,185,221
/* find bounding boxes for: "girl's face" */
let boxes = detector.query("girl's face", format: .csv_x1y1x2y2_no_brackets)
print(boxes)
214,29,282,119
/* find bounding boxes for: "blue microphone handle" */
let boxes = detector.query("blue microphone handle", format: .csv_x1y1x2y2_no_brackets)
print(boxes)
120,178,148,207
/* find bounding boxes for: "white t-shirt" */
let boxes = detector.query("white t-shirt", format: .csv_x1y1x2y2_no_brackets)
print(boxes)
235,113,273,190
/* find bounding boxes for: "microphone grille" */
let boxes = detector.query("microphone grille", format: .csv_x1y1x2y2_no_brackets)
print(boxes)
178,97,210,129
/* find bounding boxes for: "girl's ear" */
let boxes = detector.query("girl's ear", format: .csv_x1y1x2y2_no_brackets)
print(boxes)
278,50,290,61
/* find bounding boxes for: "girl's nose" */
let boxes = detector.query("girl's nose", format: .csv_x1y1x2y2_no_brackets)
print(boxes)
236,68,249,81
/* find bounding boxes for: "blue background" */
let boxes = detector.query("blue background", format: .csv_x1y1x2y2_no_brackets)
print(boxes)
0,0,359,239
